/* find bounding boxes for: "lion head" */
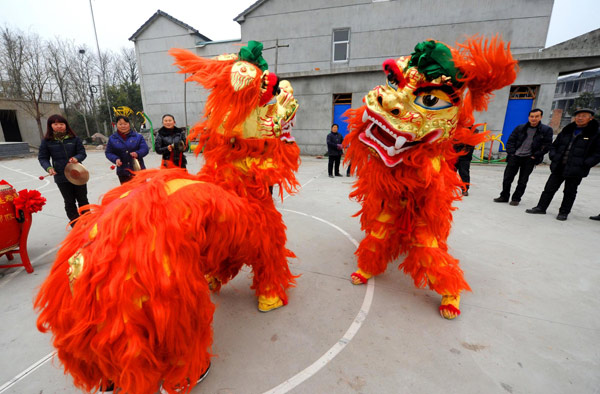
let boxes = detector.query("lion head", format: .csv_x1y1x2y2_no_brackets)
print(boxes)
348,36,518,168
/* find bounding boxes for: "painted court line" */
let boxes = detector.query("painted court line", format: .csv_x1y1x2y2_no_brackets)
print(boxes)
263,208,374,394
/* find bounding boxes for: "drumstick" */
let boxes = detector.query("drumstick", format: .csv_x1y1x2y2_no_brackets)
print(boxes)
110,165,116,170
39,174,54,180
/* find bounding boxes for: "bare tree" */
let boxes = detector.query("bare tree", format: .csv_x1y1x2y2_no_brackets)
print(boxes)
19,32,55,139
46,37,75,119
115,47,139,85
0,25,26,98
68,45,97,137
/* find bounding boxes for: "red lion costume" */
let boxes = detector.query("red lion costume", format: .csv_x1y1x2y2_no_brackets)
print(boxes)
35,41,300,393
346,36,517,319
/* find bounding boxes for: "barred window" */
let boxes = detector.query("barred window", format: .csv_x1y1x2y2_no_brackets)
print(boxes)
333,29,350,63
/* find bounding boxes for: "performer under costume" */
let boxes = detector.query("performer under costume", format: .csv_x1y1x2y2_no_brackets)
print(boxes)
346,36,517,319
35,41,300,394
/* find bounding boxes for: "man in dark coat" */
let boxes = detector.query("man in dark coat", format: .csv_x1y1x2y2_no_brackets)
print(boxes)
526,108,600,221
326,123,344,177
494,108,553,205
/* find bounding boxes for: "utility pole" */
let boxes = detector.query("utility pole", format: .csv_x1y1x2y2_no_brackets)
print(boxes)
78,50,91,138
89,0,113,133
264,39,289,74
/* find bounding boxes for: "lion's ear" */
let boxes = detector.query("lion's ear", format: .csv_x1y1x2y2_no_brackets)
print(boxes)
451,35,518,112
169,48,235,90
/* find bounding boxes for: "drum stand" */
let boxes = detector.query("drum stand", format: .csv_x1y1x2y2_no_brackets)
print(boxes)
0,210,34,273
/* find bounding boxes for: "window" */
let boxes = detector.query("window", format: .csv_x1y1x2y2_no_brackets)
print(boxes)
333,29,350,62
584,78,595,92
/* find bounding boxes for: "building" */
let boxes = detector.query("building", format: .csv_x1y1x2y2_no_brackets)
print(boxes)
0,99,61,146
130,1,600,155
552,68,600,129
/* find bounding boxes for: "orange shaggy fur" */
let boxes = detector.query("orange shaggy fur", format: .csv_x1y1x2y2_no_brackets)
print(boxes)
346,36,517,296
35,48,299,393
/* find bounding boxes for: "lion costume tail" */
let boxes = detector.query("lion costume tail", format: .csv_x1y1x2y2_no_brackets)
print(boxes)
34,169,253,393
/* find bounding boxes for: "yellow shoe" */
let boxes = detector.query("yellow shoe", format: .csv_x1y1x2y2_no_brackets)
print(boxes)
350,268,372,285
439,294,461,320
257,294,286,312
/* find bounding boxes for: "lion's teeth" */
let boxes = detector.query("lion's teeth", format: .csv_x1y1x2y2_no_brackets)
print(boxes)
362,111,368,122
395,136,406,149
387,146,396,156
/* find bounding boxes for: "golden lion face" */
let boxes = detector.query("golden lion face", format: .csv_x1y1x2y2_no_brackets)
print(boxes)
360,57,460,167
240,79,298,141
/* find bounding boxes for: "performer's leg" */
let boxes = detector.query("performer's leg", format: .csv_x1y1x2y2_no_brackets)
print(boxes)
250,203,296,312
400,224,470,320
351,208,402,285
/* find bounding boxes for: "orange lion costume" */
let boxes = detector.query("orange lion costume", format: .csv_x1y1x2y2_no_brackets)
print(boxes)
35,41,300,393
346,36,517,319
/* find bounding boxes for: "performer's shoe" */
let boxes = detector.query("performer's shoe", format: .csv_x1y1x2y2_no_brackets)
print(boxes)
509,200,519,206
439,294,461,320
556,213,568,221
258,294,286,312
350,268,372,285
590,214,600,221
100,380,115,392
205,275,222,292
161,362,211,393
493,196,508,203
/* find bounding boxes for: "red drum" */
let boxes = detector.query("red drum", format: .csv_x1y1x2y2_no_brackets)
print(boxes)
0,184,20,254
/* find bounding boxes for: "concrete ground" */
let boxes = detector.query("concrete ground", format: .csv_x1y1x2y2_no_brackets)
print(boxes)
0,152,599,394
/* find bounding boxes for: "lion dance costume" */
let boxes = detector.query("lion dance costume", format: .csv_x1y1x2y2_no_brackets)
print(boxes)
35,41,300,393
347,36,517,319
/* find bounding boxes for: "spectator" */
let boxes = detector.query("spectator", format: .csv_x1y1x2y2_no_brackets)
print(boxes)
326,123,344,178
526,108,600,220
155,114,188,169
38,114,89,227
494,108,553,205
106,115,149,184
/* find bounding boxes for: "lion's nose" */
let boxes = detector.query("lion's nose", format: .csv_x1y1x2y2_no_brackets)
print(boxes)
377,94,403,116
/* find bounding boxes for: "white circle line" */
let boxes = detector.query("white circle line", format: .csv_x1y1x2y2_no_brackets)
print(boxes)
262,208,373,394
0,247,59,393
0,164,50,190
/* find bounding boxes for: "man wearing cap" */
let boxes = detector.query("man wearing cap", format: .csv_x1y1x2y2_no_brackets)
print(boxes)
493,108,553,205
526,108,600,220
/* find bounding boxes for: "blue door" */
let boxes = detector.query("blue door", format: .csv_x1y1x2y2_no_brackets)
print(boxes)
333,104,351,137
500,98,533,151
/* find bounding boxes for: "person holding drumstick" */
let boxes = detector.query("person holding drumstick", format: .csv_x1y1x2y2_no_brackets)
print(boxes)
38,114,89,227
105,115,149,184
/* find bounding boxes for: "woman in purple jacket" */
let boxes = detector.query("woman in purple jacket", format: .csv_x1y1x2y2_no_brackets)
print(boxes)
105,115,149,184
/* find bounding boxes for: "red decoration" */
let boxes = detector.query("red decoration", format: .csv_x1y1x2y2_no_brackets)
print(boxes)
14,189,46,214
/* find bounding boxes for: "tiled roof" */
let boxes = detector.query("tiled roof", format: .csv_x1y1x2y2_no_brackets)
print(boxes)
129,9,211,42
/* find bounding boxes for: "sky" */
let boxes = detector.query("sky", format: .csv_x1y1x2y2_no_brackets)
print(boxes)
0,0,598,54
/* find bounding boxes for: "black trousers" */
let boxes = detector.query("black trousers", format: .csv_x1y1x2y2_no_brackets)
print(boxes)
500,155,536,202
56,182,89,224
537,171,583,214
118,175,133,184
455,159,471,190
328,155,341,176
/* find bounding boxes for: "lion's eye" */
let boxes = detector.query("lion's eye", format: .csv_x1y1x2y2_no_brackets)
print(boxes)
415,94,451,110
